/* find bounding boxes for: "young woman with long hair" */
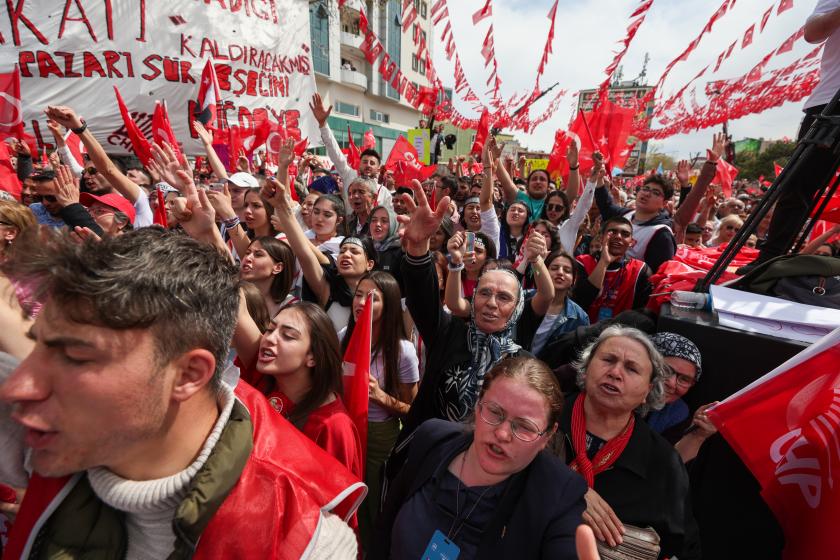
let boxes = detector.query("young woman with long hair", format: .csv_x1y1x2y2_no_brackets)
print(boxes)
234,300,363,480
239,236,297,317
340,271,419,546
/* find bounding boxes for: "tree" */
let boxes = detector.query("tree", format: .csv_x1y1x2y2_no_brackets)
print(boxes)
644,143,676,173
734,139,796,179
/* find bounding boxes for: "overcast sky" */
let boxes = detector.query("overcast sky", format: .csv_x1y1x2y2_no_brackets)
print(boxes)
432,0,821,159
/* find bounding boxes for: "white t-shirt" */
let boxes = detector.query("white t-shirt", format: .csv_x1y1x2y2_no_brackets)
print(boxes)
337,331,419,421
133,192,154,228
805,0,840,109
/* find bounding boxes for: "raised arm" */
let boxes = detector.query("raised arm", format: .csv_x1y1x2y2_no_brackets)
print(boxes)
800,224,840,254
487,137,519,204
558,164,602,254
310,93,357,191
564,140,580,202
804,5,840,43
231,287,263,371
46,120,83,177
673,134,725,242
262,178,330,306
193,121,228,181
44,105,143,204
444,232,471,318
525,234,555,315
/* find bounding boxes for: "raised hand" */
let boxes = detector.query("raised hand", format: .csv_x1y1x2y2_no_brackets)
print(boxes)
150,142,187,189
590,152,605,182
45,119,66,146
486,135,501,160
309,93,332,128
583,487,624,547
708,132,726,162
567,139,579,169
261,177,293,216
277,137,296,168
206,183,237,221
53,164,80,208
193,120,214,145
525,230,548,262
676,160,691,184
44,106,83,131
172,170,218,241
9,139,30,157
396,179,451,256
447,231,466,264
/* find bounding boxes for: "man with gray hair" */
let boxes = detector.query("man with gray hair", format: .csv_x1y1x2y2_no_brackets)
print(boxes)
347,176,379,235
0,228,364,558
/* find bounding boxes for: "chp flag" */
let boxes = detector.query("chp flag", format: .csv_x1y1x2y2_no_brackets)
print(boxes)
707,327,840,560
0,0,319,155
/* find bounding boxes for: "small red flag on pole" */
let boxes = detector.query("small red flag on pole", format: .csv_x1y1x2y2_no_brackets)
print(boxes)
342,292,372,472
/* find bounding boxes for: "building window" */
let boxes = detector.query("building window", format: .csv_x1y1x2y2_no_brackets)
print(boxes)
309,0,330,76
335,101,360,117
421,1,428,18
370,110,390,123
411,55,418,72
385,0,401,100
419,58,426,76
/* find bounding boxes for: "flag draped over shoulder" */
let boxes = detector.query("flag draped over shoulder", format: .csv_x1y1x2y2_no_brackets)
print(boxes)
342,292,372,471
707,328,840,560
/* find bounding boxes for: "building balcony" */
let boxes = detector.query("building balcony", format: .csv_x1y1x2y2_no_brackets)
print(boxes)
340,31,363,52
341,68,368,91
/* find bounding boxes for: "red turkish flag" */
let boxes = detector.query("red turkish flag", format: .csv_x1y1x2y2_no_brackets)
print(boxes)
151,101,185,165
777,0,793,15
114,87,153,166
470,109,492,156
571,100,635,175
713,157,739,197
153,186,168,228
0,140,22,200
707,329,840,560
0,67,24,140
546,129,574,180
346,126,360,171
362,129,376,151
62,130,85,167
242,115,272,157
294,137,309,157
742,24,755,48
472,0,492,25
481,28,494,66
385,136,436,186
774,162,784,177
342,292,372,470
760,6,773,32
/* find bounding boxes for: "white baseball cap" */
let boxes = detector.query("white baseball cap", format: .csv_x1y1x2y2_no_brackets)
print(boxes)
227,172,259,189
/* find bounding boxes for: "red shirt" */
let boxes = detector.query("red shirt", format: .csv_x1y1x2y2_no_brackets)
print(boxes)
241,363,364,481
577,254,647,323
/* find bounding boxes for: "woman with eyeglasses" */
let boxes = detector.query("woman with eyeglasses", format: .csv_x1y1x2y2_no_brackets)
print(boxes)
371,357,586,560
561,326,698,559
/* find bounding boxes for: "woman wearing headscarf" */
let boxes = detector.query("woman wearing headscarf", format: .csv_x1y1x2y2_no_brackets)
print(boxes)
560,325,700,560
370,204,404,286
388,179,531,475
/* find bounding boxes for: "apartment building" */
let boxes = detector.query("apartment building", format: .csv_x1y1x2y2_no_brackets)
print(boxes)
309,0,435,157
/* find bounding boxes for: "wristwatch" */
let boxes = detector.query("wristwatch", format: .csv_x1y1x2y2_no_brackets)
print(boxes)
71,119,87,135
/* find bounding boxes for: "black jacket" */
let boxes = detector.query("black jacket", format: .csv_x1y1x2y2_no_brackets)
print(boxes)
59,203,104,236
560,393,701,559
371,419,586,560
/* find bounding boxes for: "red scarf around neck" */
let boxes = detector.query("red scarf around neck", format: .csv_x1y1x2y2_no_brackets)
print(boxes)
569,393,635,488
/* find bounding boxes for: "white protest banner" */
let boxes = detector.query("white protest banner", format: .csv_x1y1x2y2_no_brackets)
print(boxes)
0,0,319,156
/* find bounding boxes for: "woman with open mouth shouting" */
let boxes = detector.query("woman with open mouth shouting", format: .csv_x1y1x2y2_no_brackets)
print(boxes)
560,325,699,560
371,357,586,560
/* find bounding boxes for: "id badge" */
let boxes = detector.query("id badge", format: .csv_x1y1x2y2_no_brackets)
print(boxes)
422,529,461,560
597,306,613,321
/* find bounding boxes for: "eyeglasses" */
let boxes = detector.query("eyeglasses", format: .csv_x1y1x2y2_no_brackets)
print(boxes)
638,185,664,197
605,228,632,238
478,401,549,443
666,365,696,388
546,203,566,212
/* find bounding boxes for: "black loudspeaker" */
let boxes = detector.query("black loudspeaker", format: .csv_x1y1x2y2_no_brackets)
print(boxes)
658,304,805,559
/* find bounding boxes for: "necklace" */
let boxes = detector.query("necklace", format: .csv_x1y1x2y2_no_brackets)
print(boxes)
447,448,494,540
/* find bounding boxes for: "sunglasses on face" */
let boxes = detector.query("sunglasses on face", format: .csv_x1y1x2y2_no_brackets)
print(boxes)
83,167,98,175
546,203,565,212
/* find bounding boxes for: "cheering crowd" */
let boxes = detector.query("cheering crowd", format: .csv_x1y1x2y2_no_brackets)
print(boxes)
0,68,834,558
